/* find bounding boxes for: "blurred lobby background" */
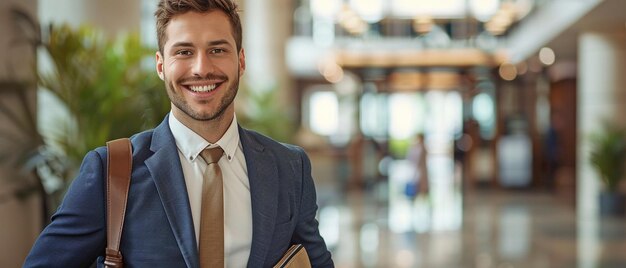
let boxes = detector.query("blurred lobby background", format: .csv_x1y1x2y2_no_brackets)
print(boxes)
1,0,626,267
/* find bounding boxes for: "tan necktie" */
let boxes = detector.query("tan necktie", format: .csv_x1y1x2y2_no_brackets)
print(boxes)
199,147,225,268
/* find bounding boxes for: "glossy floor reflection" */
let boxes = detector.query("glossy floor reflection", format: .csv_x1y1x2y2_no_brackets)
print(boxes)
316,185,626,268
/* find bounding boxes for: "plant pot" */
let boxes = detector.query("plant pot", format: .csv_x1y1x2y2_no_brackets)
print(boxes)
599,192,626,216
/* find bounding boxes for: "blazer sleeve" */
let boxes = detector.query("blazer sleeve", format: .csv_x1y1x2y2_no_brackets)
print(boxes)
291,148,334,268
23,150,107,268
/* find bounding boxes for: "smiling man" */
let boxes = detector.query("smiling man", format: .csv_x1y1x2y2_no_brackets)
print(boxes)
24,0,334,267
157,9,242,141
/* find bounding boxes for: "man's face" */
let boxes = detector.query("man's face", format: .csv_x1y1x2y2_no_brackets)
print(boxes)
156,10,245,123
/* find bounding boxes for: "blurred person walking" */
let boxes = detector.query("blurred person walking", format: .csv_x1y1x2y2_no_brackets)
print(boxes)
406,133,429,198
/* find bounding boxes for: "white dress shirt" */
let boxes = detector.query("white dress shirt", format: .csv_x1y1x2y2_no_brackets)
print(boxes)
169,113,252,267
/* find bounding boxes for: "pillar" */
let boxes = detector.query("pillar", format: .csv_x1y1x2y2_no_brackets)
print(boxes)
242,0,293,111
577,31,626,217
0,1,41,266
577,31,626,268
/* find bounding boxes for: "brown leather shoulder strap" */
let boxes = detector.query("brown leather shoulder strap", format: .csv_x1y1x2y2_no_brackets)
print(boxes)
105,138,132,268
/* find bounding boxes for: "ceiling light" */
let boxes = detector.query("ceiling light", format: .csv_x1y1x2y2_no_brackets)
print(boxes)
319,58,344,83
469,0,500,22
391,0,466,19
539,47,555,65
499,63,517,81
311,0,341,19
484,21,507,35
490,12,513,27
413,16,434,34
350,0,386,23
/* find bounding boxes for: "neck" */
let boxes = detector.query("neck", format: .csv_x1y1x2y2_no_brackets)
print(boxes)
171,106,234,144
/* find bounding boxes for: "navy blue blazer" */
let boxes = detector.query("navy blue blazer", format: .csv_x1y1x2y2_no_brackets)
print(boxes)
24,116,334,268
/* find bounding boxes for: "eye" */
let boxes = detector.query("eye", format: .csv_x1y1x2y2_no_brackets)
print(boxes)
210,48,226,54
175,50,192,56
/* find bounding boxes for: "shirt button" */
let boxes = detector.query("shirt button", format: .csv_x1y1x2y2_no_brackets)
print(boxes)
228,155,232,160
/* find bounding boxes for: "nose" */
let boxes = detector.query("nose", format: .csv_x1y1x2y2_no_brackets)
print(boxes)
191,53,214,77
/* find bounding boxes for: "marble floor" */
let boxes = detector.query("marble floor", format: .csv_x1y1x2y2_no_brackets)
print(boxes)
316,185,626,268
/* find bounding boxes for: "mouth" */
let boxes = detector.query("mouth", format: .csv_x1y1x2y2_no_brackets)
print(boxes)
183,82,224,93
188,84,218,92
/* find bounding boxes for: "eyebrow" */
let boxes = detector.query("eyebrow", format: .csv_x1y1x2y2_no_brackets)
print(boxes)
170,39,232,49
170,41,194,48
206,39,231,47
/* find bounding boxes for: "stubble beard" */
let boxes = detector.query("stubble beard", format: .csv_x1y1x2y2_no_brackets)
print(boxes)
164,71,240,122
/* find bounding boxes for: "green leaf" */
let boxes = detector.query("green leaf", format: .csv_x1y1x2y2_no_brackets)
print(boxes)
37,24,170,181
589,122,626,191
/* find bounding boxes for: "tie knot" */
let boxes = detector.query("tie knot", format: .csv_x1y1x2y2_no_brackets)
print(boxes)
200,147,224,164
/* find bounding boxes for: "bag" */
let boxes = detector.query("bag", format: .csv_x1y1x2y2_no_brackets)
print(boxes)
404,181,418,198
104,138,132,268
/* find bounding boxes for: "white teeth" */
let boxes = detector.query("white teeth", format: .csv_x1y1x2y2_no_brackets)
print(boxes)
189,84,217,92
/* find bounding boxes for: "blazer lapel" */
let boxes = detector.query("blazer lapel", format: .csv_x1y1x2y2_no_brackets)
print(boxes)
239,127,280,267
145,116,199,268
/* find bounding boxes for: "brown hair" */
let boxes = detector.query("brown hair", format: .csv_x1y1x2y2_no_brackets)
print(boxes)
155,0,242,53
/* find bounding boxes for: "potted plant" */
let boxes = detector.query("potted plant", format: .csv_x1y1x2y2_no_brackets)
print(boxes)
589,123,626,216
34,24,171,212
1,22,171,222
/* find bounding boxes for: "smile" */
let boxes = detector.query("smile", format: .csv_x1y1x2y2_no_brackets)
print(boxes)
188,84,218,92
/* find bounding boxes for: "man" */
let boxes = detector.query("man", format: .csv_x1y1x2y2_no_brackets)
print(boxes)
24,0,334,267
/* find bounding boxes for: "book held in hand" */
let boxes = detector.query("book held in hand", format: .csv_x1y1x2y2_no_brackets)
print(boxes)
273,244,311,268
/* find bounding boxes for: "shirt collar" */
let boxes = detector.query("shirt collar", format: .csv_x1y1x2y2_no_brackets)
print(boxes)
168,112,240,163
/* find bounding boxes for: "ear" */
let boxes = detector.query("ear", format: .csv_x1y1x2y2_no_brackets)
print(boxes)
156,51,165,80
238,48,246,77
